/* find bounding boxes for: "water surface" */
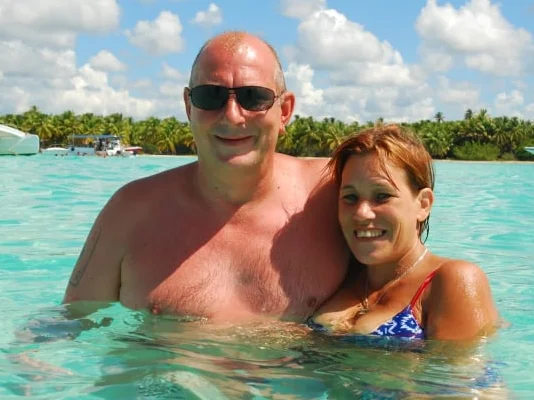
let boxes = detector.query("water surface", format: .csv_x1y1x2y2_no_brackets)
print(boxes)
1,155,533,398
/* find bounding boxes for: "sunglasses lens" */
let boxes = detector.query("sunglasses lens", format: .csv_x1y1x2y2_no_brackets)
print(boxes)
236,86,275,111
190,85,229,110
189,85,277,111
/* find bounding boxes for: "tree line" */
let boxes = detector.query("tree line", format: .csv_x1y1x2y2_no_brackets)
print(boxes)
2,106,534,161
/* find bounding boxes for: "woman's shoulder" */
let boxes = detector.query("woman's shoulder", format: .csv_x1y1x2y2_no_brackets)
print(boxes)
424,255,498,339
430,257,490,291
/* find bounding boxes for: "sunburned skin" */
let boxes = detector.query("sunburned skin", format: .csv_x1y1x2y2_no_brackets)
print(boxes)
68,227,101,287
64,157,348,322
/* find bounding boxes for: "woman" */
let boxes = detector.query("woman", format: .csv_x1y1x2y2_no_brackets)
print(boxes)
309,125,498,341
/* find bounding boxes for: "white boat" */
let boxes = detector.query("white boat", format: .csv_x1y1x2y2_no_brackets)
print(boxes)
525,147,534,155
41,146,70,156
68,134,133,157
0,124,40,155
123,146,143,156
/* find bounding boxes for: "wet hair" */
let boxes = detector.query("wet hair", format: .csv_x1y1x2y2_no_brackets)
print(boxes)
327,124,435,242
188,31,286,93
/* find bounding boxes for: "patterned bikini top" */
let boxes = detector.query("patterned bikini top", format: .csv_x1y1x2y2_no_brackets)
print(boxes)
308,270,438,340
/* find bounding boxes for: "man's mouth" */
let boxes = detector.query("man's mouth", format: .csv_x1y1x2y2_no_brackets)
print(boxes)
216,136,253,145
354,229,386,239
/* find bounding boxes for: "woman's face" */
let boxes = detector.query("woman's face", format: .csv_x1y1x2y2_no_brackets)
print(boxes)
337,153,432,266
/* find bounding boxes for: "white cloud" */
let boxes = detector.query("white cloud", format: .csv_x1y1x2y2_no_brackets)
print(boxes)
281,7,430,122
494,90,524,116
285,63,324,112
291,9,401,69
419,44,454,73
284,62,435,123
280,0,326,19
159,82,183,97
0,69,156,119
416,0,534,76
287,9,422,87
436,76,480,105
0,38,160,119
0,1,138,118
125,11,185,55
331,63,419,87
161,62,184,80
495,90,524,107
191,3,223,28
132,79,153,90
0,41,77,78
89,50,127,72
0,0,120,48
53,88,155,118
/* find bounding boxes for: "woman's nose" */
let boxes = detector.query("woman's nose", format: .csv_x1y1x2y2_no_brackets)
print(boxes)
353,200,375,221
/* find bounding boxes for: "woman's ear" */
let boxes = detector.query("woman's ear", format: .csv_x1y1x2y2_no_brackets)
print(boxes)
417,188,434,222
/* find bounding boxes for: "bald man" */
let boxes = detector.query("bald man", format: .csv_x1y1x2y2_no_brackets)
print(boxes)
63,31,349,323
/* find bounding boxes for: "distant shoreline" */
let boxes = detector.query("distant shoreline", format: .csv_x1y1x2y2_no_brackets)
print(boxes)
433,159,534,164
141,154,534,164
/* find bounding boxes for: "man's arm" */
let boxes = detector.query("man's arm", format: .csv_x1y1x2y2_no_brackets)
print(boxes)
63,186,130,304
425,260,499,340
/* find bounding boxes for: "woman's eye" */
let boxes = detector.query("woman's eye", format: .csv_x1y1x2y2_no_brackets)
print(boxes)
375,193,392,202
341,194,358,203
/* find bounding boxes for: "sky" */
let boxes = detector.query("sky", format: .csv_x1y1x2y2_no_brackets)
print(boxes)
1,0,533,123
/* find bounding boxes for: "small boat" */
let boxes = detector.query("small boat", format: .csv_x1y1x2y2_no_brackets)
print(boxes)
41,145,69,156
525,147,534,155
123,146,143,156
0,124,40,155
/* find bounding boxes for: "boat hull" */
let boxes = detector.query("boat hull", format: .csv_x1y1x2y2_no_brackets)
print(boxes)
41,147,70,156
0,125,40,155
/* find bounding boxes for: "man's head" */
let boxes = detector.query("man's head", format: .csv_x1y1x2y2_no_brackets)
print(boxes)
184,31,295,168
189,32,286,93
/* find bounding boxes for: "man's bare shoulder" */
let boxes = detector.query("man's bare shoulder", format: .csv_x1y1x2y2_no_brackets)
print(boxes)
275,153,329,169
91,161,198,238
274,153,331,187
114,161,197,204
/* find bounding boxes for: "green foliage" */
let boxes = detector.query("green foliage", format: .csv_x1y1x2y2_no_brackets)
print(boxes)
452,142,500,161
499,152,516,161
1,106,533,160
142,143,159,154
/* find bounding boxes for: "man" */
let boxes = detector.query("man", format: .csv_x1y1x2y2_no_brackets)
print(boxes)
63,31,349,323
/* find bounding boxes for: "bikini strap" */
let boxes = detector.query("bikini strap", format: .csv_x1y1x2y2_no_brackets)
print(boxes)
409,269,439,307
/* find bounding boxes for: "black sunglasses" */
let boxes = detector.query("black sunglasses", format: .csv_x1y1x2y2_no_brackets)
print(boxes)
188,85,283,112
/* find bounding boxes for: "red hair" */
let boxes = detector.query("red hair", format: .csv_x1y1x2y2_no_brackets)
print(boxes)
327,124,435,241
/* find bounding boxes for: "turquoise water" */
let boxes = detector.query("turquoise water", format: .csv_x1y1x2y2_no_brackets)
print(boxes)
1,155,533,399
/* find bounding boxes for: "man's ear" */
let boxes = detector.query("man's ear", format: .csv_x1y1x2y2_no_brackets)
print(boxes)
279,91,295,135
417,188,434,222
184,87,192,122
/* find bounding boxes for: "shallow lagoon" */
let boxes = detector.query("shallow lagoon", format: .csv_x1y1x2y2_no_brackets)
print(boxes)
1,155,533,398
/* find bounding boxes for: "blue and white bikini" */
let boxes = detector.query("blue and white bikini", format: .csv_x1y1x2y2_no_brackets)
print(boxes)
308,270,438,340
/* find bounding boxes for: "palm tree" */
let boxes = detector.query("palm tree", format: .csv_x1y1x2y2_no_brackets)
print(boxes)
434,112,444,123
464,109,473,120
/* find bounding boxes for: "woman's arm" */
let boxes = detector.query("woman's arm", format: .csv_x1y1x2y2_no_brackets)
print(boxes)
424,260,499,340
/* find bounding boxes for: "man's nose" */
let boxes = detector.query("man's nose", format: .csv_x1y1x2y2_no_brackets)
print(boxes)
222,94,246,125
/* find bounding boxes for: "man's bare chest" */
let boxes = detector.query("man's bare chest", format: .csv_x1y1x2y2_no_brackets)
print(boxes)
119,220,347,320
